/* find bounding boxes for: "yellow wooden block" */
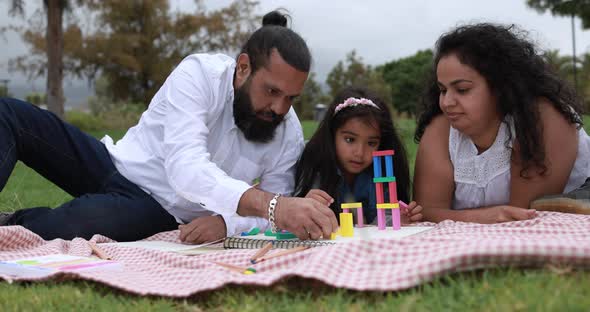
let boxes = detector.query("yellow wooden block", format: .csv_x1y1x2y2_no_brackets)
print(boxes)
341,202,362,209
330,232,337,240
339,213,354,237
376,203,399,209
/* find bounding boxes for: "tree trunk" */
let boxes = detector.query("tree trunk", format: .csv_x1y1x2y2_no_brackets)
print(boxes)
46,0,64,119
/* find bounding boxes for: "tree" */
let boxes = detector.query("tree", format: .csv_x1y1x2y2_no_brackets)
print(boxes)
326,50,392,105
0,85,11,98
6,0,73,118
526,0,590,28
379,50,433,115
79,0,259,104
293,72,328,120
5,0,259,107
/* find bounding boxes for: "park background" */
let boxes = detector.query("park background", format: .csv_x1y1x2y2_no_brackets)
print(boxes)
0,0,589,310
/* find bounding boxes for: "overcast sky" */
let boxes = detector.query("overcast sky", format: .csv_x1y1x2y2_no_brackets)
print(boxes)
1,0,589,90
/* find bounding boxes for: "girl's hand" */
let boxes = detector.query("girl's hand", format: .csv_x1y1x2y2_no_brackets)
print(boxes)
304,189,334,206
178,215,226,244
401,201,424,224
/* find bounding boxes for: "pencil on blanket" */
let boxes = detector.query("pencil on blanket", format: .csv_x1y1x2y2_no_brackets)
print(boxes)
214,261,256,274
250,242,273,264
255,246,309,263
89,242,112,260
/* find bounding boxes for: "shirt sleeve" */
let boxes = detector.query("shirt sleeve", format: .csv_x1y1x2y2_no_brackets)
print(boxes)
258,117,305,196
161,57,251,215
222,214,270,237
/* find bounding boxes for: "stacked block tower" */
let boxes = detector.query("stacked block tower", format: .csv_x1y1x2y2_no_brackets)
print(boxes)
372,150,401,230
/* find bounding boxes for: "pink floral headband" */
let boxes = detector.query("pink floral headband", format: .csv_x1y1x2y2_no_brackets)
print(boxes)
334,97,380,115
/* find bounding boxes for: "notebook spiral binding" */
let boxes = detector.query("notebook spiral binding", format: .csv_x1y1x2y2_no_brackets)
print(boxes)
223,237,335,249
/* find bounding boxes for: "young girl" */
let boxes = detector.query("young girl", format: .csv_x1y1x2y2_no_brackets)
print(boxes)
295,86,423,224
414,23,590,223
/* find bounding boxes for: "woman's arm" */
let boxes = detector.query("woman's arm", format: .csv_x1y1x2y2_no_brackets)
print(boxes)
413,115,537,223
413,115,457,222
509,99,578,208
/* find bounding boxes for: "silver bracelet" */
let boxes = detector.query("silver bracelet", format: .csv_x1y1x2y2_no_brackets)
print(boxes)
268,193,281,233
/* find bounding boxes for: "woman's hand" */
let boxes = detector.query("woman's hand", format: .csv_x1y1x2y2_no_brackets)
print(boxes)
482,205,537,223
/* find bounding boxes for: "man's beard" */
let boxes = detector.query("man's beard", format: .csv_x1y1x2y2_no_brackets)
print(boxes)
233,80,284,143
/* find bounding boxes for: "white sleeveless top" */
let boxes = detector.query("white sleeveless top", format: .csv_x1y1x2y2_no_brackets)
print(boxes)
449,117,590,210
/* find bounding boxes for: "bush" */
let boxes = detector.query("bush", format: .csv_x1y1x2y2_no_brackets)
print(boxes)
65,110,105,132
66,96,144,132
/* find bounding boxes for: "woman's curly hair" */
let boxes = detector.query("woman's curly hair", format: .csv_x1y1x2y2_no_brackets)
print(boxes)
415,23,583,176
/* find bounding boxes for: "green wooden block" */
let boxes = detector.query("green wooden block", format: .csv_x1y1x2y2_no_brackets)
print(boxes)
264,229,276,236
373,176,396,183
275,231,297,240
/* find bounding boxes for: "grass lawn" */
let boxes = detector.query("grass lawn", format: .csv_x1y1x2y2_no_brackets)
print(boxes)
0,121,589,311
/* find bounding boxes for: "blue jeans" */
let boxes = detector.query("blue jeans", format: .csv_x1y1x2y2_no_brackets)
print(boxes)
0,98,178,241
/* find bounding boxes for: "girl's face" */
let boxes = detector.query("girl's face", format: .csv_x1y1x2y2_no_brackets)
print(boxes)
436,53,501,141
334,117,381,184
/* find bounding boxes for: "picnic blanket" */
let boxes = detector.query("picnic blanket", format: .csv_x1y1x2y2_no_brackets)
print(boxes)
0,211,589,297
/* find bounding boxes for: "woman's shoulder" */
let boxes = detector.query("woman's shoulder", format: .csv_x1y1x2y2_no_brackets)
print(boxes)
420,114,451,146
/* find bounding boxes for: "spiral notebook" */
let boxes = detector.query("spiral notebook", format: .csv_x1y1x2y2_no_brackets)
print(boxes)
223,225,433,249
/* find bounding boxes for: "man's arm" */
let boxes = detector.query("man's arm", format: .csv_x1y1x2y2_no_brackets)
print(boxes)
161,58,251,216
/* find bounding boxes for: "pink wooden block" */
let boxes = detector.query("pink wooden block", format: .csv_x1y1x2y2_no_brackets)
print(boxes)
342,208,349,214
356,207,364,227
377,209,386,230
392,208,401,230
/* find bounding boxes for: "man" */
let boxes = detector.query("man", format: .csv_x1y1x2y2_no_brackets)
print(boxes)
0,11,338,241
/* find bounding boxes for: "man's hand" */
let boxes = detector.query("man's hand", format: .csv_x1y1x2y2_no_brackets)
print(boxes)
274,196,338,240
178,215,227,244
304,189,334,206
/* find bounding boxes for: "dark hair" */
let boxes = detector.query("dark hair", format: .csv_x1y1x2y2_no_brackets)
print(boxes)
415,23,583,176
239,10,311,73
294,86,411,215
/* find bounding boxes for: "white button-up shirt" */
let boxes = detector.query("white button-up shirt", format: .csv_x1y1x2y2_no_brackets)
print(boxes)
101,53,305,236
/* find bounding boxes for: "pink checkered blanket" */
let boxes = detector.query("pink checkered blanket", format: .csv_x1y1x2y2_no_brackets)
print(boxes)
0,211,589,297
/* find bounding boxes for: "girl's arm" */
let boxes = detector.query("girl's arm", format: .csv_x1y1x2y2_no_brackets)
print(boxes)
509,99,578,208
413,115,536,223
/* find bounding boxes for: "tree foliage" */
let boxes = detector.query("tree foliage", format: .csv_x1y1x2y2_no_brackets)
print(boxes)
526,0,590,28
293,72,328,120
379,49,433,115
326,50,392,106
6,0,259,106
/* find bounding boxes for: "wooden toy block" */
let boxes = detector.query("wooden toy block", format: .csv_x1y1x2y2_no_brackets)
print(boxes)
373,176,396,183
372,150,395,157
373,156,382,178
385,155,394,177
341,202,362,209
388,181,398,203
330,232,337,240
276,231,297,240
339,213,354,237
376,183,384,203
377,209,386,230
392,208,401,230
377,203,400,209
